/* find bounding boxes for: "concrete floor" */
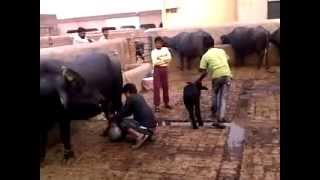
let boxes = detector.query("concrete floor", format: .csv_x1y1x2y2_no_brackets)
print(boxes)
40,66,280,180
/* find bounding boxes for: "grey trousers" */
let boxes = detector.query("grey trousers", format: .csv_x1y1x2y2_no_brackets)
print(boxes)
211,76,231,121
120,118,155,136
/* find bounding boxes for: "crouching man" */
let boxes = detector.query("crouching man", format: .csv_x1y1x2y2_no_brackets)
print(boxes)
113,83,157,149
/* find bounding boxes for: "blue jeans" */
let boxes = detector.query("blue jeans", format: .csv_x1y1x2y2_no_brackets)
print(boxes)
212,76,231,121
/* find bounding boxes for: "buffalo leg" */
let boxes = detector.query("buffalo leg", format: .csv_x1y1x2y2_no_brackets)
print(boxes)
257,51,264,69
180,55,185,71
187,59,192,70
185,103,197,129
100,101,112,137
40,130,48,163
59,119,74,160
194,98,203,126
235,54,244,67
264,48,270,70
112,80,123,112
240,56,245,66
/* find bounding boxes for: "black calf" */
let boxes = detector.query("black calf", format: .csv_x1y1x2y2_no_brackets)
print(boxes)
183,81,208,129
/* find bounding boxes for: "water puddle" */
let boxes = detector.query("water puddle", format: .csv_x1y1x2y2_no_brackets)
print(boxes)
225,122,246,160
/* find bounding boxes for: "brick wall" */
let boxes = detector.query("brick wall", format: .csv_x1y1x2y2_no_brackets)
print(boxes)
40,14,58,25
41,20,280,67
139,12,162,27
40,35,73,48
57,20,106,35
40,14,59,36
40,38,135,66
55,10,162,35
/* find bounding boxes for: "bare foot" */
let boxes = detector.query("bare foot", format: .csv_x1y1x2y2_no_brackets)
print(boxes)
131,134,149,149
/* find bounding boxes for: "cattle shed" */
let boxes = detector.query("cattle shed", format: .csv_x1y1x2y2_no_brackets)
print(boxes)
41,19,280,148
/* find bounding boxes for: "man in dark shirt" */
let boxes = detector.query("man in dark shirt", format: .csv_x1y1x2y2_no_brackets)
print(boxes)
114,83,157,149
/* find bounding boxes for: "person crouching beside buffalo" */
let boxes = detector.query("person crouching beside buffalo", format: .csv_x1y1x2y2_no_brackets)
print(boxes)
151,36,173,112
111,83,157,149
196,36,232,128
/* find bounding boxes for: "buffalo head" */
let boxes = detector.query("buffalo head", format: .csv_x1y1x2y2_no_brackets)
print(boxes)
40,62,104,114
220,35,230,44
186,81,208,91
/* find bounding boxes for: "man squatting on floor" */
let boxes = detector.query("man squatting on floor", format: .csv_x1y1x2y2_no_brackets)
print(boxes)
111,83,157,149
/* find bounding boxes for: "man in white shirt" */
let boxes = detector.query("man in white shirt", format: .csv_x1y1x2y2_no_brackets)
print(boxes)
99,27,109,41
151,36,173,112
73,27,94,44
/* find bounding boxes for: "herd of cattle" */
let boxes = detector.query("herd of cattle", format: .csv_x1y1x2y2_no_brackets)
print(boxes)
40,26,280,164
162,26,280,70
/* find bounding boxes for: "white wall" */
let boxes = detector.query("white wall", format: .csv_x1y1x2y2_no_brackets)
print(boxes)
57,20,106,34
162,0,271,28
163,0,237,28
106,16,140,29
237,0,268,22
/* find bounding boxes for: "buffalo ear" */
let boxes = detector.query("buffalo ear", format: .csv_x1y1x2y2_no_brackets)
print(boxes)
61,66,86,89
221,35,229,44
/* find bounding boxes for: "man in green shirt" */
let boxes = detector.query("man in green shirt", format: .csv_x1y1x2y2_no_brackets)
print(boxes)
196,36,232,127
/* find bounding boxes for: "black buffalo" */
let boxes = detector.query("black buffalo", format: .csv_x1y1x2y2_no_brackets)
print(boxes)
163,30,214,71
221,26,270,69
183,81,208,129
270,27,280,53
40,52,123,162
